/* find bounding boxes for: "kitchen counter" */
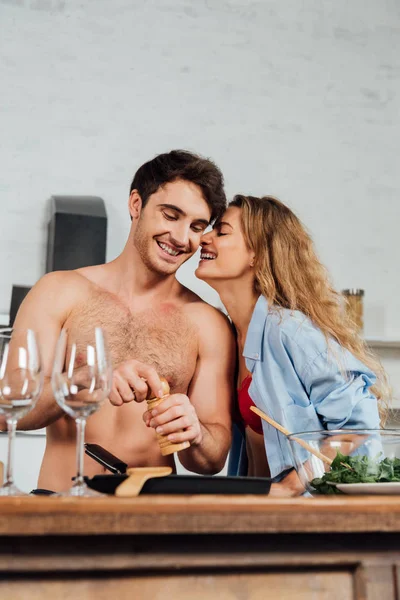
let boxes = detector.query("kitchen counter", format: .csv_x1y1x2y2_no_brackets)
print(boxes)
0,494,399,599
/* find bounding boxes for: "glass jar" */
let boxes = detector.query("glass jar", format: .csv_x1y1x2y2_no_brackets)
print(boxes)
342,289,364,333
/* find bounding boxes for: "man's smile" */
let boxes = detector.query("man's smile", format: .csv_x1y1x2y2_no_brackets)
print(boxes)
156,240,187,260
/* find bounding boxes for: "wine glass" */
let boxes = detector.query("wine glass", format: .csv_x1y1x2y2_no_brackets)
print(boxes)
0,328,43,496
51,327,112,497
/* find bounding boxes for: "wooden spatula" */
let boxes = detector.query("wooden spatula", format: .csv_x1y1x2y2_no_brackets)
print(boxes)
250,406,333,465
250,405,356,472
115,466,172,497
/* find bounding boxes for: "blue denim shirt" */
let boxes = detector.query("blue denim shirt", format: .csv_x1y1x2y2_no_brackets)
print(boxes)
244,296,380,479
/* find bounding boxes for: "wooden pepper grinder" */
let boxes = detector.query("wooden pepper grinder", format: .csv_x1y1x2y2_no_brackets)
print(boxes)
146,377,190,456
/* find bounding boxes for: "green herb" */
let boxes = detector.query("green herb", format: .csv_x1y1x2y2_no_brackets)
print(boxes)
311,452,400,494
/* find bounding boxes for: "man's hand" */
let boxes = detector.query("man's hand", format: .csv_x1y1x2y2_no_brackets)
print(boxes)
143,393,203,446
109,359,164,406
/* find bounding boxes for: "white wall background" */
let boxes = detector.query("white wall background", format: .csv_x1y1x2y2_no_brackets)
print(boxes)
0,0,399,489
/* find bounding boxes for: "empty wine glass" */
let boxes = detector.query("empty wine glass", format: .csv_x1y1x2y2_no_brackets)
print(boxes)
0,328,43,496
51,327,112,497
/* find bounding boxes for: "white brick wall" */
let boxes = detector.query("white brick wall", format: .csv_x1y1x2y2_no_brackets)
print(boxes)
0,1,399,487
1,0,399,334
0,0,399,325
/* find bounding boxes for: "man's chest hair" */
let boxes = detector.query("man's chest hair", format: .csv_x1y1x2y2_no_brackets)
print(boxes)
64,292,198,391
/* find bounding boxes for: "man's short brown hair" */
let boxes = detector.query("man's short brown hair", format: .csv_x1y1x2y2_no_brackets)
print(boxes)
130,150,226,223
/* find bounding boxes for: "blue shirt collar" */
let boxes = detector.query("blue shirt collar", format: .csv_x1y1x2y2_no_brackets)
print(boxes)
243,295,268,361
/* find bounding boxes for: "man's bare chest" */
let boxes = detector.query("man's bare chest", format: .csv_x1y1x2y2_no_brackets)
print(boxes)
64,297,199,392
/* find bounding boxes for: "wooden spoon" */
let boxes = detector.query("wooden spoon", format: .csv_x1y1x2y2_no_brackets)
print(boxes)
115,466,172,497
250,406,333,465
250,406,357,472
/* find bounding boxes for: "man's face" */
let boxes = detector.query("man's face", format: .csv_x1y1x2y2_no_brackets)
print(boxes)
132,179,212,275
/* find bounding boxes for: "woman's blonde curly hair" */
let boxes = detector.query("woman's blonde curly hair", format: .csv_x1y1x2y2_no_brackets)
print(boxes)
230,194,391,421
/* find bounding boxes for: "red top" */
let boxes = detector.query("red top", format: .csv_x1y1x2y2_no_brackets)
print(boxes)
237,375,263,435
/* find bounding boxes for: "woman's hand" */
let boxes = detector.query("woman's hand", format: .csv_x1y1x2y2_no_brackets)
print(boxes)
269,469,305,498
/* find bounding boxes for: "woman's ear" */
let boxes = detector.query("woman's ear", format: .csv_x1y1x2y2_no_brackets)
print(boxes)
128,189,142,220
250,253,256,267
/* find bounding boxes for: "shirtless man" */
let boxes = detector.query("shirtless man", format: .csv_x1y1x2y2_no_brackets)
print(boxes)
3,150,235,492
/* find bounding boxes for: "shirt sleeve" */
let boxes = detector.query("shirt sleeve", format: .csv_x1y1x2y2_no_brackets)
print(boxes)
300,346,380,430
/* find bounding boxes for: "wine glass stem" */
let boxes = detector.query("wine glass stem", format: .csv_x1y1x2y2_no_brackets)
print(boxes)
75,417,87,486
5,418,17,486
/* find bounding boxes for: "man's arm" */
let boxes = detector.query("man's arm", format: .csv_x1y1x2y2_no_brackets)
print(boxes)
145,306,236,474
0,271,79,431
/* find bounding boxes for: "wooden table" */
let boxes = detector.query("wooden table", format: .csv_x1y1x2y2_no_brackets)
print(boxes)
1,494,400,599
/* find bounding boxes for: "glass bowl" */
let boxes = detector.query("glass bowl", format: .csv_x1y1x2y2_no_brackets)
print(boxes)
287,429,400,496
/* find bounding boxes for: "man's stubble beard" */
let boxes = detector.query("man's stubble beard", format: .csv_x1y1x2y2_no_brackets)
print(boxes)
133,219,185,276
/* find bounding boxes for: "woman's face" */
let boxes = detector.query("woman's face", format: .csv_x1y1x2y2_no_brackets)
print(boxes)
196,206,255,284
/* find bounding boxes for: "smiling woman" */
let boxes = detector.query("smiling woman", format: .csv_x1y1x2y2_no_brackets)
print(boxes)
197,207,255,282
196,194,390,494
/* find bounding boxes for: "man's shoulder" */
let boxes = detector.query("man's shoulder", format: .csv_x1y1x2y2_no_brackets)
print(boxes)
179,289,232,333
181,290,226,317
75,264,107,284
36,269,92,292
31,270,94,310
13,270,95,329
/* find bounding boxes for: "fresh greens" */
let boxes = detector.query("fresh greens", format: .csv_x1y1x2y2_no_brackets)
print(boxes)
311,452,400,495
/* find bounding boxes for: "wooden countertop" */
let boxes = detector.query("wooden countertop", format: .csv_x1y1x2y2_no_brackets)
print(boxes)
0,494,399,536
